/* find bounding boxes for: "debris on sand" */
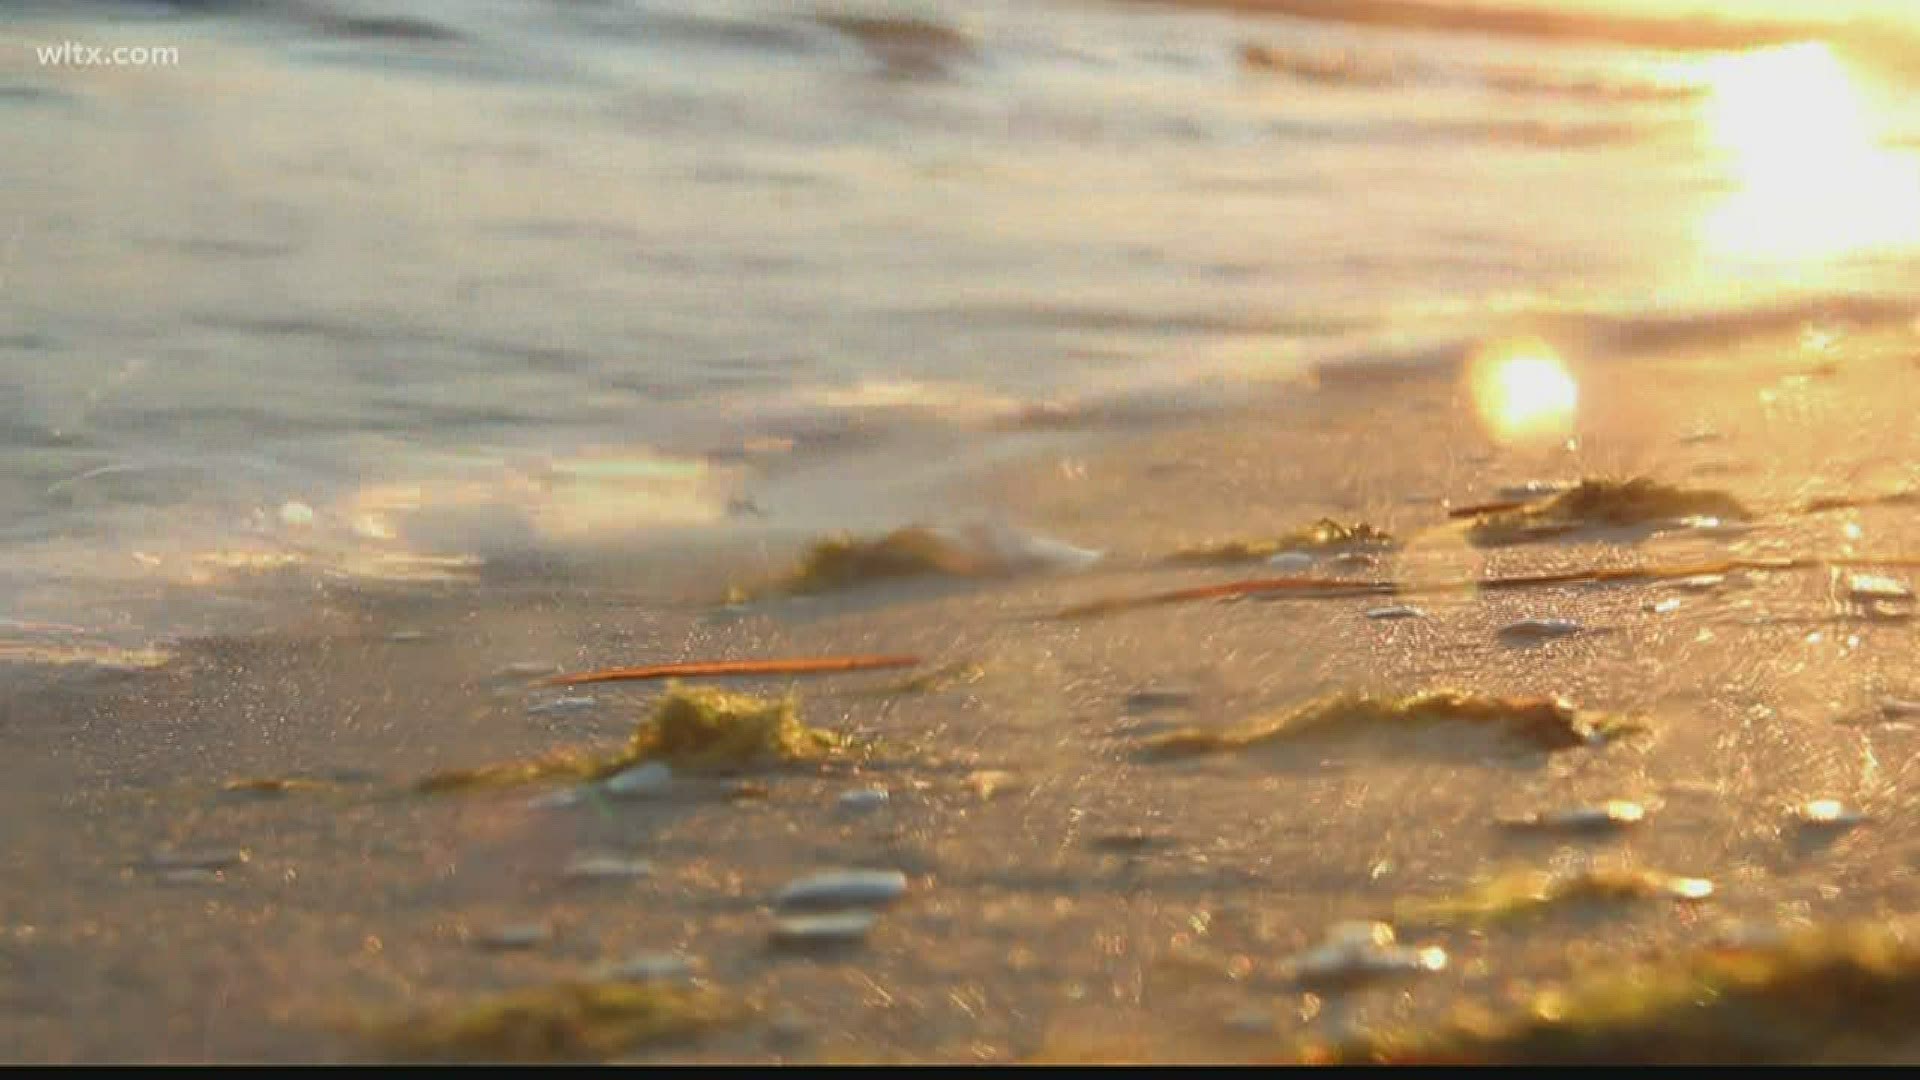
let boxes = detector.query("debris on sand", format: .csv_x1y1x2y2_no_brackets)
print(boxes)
756,523,1098,597
1139,691,1642,761
1393,866,1711,928
416,685,844,794
367,980,742,1063
835,660,984,699
1496,617,1586,645
1295,920,1920,1064
538,654,921,689
220,777,337,798
1464,478,1754,546
1166,519,1396,568
1287,921,1447,990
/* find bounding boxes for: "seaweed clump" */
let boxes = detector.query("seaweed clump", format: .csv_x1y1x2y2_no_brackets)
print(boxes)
1166,519,1397,567
1393,866,1712,928
1299,920,1920,1064
1467,478,1752,547
368,980,742,1063
1140,691,1642,761
415,684,843,794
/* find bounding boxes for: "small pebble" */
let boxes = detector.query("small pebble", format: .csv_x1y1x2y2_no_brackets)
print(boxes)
138,850,249,872
966,770,1017,800
1224,1006,1274,1034
1847,574,1912,602
836,788,890,813
1684,517,1755,537
774,869,909,912
492,661,562,681
527,787,586,811
1364,605,1424,620
602,762,673,799
1497,617,1584,643
1646,597,1684,614
1288,922,1446,989
157,868,224,886
1496,481,1566,500
1795,799,1866,830
526,696,597,717
1089,830,1169,853
1124,689,1197,713
473,923,553,951
765,1006,814,1044
1675,574,1726,592
563,854,655,881
278,500,315,528
1499,800,1646,833
769,911,879,950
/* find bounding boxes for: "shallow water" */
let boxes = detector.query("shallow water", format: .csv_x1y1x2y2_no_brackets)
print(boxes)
2,0,1918,651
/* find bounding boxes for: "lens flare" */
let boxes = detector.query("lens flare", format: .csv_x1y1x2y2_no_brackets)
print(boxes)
1468,339,1579,444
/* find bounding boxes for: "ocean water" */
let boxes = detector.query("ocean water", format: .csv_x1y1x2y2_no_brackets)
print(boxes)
3,0,1918,653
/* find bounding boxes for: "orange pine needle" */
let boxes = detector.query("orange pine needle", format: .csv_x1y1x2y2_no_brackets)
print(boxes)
1055,555,1920,620
535,654,923,688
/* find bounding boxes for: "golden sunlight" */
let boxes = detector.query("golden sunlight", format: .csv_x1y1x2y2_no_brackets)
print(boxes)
1700,42,1920,264
1467,339,1579,444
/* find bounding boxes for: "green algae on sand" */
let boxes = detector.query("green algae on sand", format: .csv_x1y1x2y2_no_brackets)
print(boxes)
1139,691,1643,761
1393,866,1712,928
367,980,743,1063
415,684,845,794
1465,478,1753,547
761,526,991,597
1165,519,1397,567
1299,920,1920,1064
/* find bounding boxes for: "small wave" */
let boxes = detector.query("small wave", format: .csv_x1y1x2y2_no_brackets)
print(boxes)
1479,64,1704,104
1143,0,1825,53
1238,42,1414,88
816,12,977,79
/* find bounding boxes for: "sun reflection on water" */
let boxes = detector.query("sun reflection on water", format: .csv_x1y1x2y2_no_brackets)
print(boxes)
1699,42,1920,265
1467,338,1579,445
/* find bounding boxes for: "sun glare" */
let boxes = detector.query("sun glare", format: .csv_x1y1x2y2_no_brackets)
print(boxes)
1700,42,1920,264
1469,340,1579,444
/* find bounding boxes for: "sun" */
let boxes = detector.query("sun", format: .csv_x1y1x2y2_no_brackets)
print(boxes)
1699,42,1920,264
1468,339,1579,444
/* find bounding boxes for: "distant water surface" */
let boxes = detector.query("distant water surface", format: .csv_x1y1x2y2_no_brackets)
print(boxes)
2,0,1917,651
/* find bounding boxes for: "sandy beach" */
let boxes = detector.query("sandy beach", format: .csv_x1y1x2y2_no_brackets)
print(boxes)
8,322,1920,1062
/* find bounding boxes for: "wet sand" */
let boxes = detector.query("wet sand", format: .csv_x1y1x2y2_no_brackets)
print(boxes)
7,324,1920,1062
